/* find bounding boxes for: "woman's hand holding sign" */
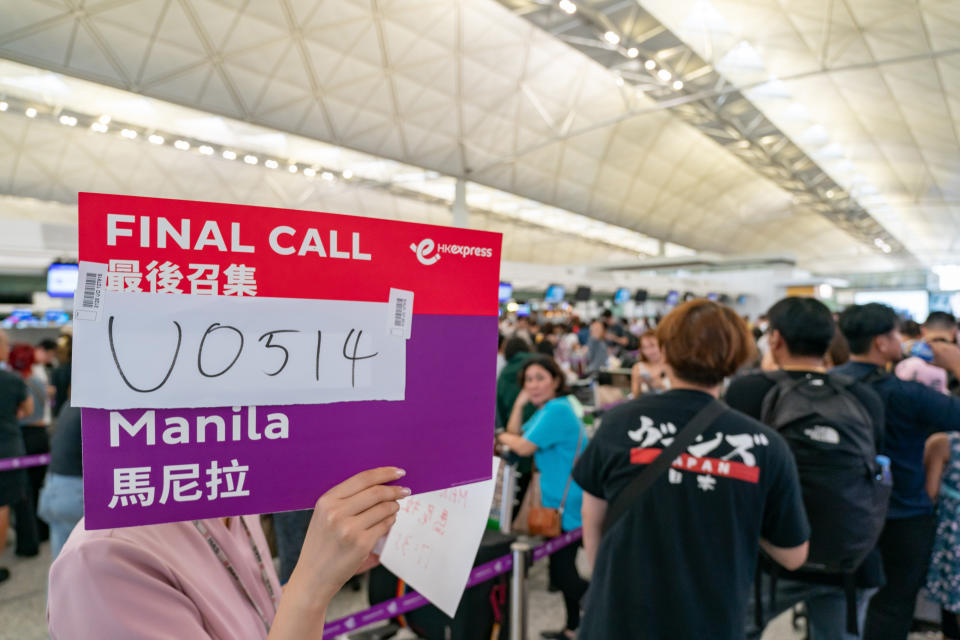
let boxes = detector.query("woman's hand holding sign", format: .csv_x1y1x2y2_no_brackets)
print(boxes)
269,467,408,640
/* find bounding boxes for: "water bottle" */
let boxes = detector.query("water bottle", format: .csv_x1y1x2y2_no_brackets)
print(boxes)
876,455,893,485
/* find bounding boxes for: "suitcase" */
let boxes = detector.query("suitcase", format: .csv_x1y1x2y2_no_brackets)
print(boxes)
368,529,516,640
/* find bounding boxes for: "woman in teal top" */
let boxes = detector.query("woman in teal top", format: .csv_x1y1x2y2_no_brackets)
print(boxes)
497,355,589,640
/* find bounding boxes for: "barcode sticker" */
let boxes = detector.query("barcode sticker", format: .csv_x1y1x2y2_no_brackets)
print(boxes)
74,262,106,321
387,288,414,339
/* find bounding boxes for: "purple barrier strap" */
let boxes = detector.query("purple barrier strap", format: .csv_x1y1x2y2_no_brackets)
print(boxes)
0,453,51,472
322,528,583,638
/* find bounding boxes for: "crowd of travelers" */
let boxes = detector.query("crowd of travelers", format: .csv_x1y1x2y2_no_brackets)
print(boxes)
4,296,960,639
495,298,960,640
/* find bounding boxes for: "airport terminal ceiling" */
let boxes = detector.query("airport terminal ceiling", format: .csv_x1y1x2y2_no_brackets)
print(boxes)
0,0,957,275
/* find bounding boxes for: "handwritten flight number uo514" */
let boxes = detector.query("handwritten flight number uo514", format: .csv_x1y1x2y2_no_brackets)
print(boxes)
107,315,379,394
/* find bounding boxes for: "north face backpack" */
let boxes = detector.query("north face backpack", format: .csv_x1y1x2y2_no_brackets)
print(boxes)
760,370,890,573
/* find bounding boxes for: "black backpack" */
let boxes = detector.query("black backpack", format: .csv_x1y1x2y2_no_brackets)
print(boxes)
760,370,890,574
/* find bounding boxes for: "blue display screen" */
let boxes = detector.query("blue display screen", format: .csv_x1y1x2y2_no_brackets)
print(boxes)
498,282,513,303
544,285,565,304
614,288,630,304
47,262,79,298
665,290,679,306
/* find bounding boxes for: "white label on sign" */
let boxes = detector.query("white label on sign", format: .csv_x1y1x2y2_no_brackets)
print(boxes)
387,288,414,339
74,262,106,321
380,458,500,618
71,286,407,410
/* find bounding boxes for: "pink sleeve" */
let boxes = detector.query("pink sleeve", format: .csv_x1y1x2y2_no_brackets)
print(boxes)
48,536,211,640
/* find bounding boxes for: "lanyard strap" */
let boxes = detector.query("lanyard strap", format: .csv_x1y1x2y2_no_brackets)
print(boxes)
193,518,278,633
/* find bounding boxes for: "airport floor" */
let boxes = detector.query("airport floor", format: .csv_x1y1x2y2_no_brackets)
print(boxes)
0,538,944,640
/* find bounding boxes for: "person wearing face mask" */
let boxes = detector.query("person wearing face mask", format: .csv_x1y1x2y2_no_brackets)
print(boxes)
497,355,589,640
630,330,670,396
834,304,960,640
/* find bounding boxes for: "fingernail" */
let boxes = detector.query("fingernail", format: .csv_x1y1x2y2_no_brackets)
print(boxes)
395,468,406,477
400,487,411,496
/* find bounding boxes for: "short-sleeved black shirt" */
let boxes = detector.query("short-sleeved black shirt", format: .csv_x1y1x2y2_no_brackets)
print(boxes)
573,389,809,640
0,368,28,457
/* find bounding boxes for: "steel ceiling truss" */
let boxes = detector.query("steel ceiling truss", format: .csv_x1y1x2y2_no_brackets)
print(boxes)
497,0,908,258
0,92,645,262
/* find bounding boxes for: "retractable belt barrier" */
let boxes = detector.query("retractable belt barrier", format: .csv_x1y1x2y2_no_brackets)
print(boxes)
0,453,51,472
322,528,583,639
0,453,576,638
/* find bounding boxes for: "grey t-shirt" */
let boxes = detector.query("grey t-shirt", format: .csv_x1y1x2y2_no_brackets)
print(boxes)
585,337,607,373
19,376,47,426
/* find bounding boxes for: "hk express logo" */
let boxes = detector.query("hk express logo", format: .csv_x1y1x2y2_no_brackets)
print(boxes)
409,238,494,266
410,239,441,265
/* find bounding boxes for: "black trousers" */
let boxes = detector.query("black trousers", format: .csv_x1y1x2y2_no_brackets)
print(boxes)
864,514,937,640
548,540,589,631
13,426,50,554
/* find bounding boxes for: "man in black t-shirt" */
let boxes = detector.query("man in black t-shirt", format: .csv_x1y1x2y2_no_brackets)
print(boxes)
573,299,809,640
726,297,885,639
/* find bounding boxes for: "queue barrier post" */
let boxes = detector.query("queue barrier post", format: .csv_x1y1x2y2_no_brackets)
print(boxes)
498,461,516,534
510,541,531,640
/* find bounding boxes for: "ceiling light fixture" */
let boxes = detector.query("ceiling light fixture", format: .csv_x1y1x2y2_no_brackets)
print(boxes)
222,150,237,160
558,0,576,14
603,31,620,45
288,164,298,173
657,68,672,82
198,145,214,155
321,171,335,181
303,167,316,177
148,134,164,145
58,115,77,126
121,128,137,139
25,107,37,118
626,47,639,59
243,155,258,165
90,122,108,133
342,169,354,179
265,159,278,169
98,114,111,124
0,101,8,111
644,59,656,71
826,189,835,198
672,80,684,90
174,140,190,151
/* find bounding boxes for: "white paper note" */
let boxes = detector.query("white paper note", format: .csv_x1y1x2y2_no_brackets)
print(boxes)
72,264,408,410
380,458,501,618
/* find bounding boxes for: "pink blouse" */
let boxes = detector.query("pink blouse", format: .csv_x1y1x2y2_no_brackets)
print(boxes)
48,515,282,639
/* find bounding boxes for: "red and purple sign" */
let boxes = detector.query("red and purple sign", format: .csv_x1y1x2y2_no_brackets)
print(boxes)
75,193,502,529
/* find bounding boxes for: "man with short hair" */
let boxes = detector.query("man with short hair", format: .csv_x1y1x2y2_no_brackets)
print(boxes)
601,309,626,348
727,298,885,639
834,304,960,640
32,338,58,385
923,311,959,344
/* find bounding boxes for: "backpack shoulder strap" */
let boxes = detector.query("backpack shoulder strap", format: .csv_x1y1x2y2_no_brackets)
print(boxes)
825,372,885,453
759,371,810,426
602,398,728,535
823,373,875,424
